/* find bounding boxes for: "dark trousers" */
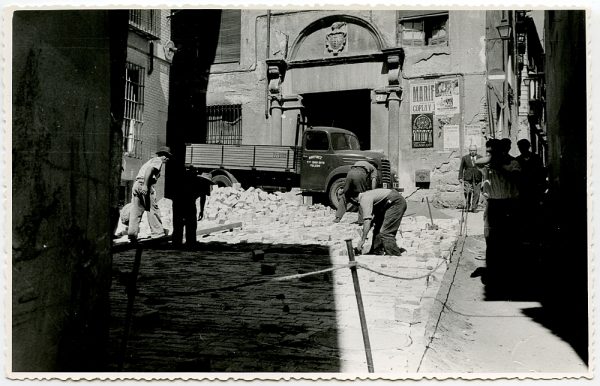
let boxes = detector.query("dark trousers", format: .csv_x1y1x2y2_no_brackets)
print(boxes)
463,180,481,210
484,198,519,282
128,181,164,239
369,192,407,255
172,196,198,245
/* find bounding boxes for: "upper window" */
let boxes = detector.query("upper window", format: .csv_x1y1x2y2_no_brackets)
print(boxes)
129,10,161,39
305,131,330,151
399,12,449,47
214,10,241,64
122,62,145,158
206,104,242,145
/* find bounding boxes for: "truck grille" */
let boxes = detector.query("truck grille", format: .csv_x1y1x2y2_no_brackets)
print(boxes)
380,159,392,188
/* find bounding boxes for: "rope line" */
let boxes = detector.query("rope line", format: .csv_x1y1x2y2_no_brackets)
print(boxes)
165,255,453,297
168,264,355,295
357,258,448,281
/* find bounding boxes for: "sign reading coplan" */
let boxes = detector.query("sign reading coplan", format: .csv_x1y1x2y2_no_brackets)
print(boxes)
410,82,436,114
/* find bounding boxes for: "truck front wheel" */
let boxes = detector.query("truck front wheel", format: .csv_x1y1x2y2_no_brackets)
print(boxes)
211,174,233,187
328,177,346,209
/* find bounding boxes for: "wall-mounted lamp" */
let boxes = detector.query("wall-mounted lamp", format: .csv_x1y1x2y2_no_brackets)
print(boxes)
497,20,512,40
523,78,532,86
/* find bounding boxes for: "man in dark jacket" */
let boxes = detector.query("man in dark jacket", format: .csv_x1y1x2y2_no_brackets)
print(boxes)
172,169,215,248
459,144,483,212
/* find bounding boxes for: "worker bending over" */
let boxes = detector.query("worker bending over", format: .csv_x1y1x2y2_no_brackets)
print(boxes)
334,160,378,224
352,188,407,256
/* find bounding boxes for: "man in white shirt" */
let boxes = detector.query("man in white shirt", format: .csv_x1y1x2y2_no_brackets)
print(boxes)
128,146,172,241
353,188,407,256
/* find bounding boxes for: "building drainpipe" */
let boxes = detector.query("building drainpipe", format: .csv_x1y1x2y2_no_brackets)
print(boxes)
265,10,271,119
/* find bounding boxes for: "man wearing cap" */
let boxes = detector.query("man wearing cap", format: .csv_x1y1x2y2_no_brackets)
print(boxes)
128,146,172,241
333,160,378,223
459,144,483,212
352,188,407,256
172,169,215,247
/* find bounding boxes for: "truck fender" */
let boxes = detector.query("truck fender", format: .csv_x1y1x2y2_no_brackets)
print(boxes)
209,169,239,184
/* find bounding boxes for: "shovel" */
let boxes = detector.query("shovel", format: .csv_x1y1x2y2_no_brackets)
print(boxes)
425,197,439,230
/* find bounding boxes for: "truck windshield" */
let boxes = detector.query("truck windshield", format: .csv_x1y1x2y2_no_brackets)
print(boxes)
331,133,361,151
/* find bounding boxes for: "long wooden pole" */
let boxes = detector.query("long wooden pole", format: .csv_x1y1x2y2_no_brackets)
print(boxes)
118,243,143,371
345,239,374,373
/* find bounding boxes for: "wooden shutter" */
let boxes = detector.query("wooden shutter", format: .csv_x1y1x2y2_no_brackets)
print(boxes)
215,9,241,64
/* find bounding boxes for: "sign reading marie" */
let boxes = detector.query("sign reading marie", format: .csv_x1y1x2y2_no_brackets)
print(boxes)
410,82,436,114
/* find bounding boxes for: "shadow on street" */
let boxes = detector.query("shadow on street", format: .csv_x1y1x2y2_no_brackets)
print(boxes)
109,242,341,372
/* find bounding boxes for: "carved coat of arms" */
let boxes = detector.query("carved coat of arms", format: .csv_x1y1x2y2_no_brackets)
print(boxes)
325,22,348,56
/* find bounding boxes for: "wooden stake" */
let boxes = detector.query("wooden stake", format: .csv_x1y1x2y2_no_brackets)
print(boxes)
345,239,375,373
117,243,143,371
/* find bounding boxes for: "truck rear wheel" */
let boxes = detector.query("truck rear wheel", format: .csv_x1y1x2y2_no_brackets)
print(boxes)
328,177,346,209
211,174,233,187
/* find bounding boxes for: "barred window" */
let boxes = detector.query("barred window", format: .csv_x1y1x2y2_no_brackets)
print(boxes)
122,62,145,158
399,12,449,47
129,9,161,39
206,105,242,145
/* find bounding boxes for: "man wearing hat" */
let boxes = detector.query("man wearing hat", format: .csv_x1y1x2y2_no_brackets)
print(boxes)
171,168,215,247
128,146,173,241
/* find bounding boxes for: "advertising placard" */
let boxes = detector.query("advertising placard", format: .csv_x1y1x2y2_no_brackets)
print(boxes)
443,124,460,150
464,124,484,149
411,113,434,148
410,81,436,114
434,79,460,116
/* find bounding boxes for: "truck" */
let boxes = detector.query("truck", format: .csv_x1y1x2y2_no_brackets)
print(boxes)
184,121,398,209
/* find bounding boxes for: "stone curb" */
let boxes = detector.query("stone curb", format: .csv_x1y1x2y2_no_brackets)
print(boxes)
423,234,467,344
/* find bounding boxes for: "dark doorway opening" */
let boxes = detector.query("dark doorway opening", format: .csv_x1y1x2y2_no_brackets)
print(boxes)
301,89,372,150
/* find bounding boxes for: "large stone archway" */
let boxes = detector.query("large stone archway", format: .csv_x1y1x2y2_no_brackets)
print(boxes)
265,14,404,173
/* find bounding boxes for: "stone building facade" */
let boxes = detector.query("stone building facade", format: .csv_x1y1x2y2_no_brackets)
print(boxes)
198,10,489,207
119,10,172,204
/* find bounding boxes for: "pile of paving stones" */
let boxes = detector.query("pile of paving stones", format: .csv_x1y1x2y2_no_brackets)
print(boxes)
198,186,459,261
116,186,460,262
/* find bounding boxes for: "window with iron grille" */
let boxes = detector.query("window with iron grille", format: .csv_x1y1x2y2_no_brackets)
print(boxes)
398,12,449,47
129,9,161,39
214,9,241,64
122,62,145,158
206,105,242,145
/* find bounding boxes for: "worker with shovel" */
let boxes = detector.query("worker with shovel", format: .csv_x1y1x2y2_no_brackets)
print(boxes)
352,188,407,256
128,146,173,242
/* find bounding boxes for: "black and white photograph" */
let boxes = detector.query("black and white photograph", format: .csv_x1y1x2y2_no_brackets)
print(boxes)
4,1,594,381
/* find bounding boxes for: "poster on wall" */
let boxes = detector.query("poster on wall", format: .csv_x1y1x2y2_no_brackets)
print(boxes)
410,81,436,114
443,124,460,150
464,124,484,149
411,113,434,148
434,78,460,116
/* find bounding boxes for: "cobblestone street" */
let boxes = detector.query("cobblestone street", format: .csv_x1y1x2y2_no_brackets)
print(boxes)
109,191,460,373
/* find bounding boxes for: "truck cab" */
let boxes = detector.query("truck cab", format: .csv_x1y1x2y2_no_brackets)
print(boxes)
299,126,398,208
